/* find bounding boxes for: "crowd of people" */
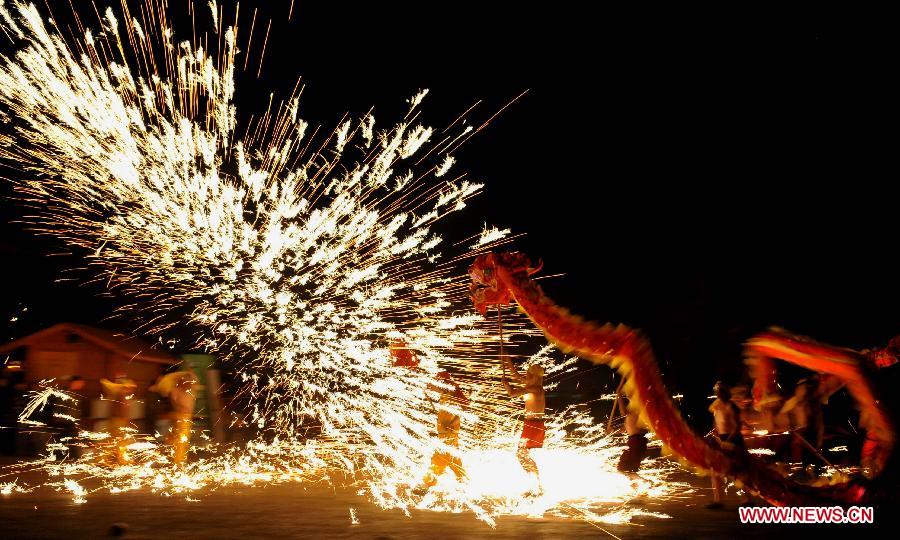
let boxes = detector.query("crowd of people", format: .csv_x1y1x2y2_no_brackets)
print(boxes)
702,374,854,508
0,333,887,508
0,368,199,466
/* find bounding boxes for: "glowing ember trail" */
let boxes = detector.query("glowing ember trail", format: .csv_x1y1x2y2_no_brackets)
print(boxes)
0,0,688,525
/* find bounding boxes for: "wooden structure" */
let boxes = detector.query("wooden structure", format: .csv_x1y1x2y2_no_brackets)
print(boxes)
0,323,177,400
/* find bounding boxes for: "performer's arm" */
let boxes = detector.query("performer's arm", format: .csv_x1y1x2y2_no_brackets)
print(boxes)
779,396,797,416
503,354,524,382
503,376,528,397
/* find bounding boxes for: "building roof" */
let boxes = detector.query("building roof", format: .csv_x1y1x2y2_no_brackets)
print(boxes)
0,323,178,364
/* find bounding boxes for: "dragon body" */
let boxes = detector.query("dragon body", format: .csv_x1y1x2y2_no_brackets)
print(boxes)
470,251,892,506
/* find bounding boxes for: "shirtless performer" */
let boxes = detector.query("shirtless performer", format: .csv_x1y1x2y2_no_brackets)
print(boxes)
707,381,747,509
502,355,546,495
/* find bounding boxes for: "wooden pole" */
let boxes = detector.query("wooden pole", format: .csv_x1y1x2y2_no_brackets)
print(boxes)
606,376,626,433
497,308,506,375
792,431,833,467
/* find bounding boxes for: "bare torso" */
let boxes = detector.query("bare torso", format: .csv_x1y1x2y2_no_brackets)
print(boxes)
522,383,545,416
502,358,545,416
710,399,738,436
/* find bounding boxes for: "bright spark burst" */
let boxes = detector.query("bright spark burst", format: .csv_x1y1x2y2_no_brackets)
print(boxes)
0,0,688,525
474,224,511,248
0,480,30,495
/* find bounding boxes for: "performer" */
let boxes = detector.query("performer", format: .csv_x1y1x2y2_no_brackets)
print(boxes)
616,394,649,474
706,381,746,509
100,373,137,465
58,376,88,458
390,341,469,494
416,371,468,493
502,355,546,496
780,377,824,467
150,370,198,466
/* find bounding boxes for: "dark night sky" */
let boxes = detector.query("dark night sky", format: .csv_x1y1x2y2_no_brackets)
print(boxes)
1,2,896,419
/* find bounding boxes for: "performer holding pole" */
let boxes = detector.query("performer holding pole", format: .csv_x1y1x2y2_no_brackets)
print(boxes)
706,381,748,509
391,340,468,494
496,308,546,495
417,371,468,493
502,356,546,496
100,373,137,465
150,370,199,466
616,394,649,475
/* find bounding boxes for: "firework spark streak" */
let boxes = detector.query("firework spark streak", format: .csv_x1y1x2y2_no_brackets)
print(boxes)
0,0,687,524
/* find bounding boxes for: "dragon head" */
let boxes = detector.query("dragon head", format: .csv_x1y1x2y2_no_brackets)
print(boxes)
468,252,541,315
865,335,900,369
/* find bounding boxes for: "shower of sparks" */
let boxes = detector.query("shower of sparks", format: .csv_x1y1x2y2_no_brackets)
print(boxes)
0,480,31,495
474,224,511,248
0,0,688,525
15,384,77,426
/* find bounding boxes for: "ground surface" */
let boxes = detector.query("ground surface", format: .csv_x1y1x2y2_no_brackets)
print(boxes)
0,475,890,539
